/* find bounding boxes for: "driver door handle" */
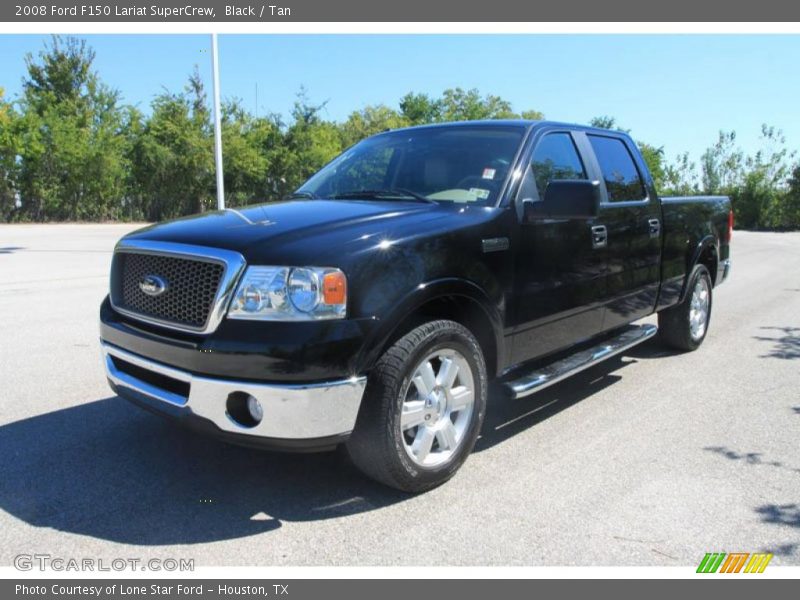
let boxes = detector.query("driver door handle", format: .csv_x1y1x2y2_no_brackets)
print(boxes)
591,225,607,249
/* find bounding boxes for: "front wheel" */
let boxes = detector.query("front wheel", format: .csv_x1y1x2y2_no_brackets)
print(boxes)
658,265,713,351
346,319,487,492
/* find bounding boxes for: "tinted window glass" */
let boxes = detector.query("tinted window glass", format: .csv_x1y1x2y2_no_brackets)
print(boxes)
588,135,646,202
298,126,525,205
329,146,394,193
530,133,587,196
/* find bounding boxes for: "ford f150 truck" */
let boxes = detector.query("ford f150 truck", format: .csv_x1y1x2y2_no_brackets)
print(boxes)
100,120,732,492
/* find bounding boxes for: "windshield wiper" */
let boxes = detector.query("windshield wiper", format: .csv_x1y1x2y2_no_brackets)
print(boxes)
329,188,436,204
286,190,319,200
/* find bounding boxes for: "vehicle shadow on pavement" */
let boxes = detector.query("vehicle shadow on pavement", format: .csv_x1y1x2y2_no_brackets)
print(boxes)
475,354,636,452
623,337,684,360
0,351,638,547
0,398,408,546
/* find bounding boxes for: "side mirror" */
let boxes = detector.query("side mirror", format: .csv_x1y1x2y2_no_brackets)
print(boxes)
524,180,601,221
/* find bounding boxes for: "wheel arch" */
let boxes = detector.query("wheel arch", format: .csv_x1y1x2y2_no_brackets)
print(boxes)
680,236,718,303
354,278,505,378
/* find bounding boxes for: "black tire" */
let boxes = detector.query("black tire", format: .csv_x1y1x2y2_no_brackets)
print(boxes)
658,265,713,351
346,319,487,493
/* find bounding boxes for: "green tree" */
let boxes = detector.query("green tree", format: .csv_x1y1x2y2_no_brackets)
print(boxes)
399,92,441,125
268,90,343,198
438,87,516,121
784,165,800,228
697,126,797,229
220,99,278,206
700,131,744,195
116,105,146,220
520,109,545,121
662,152,700,196
399,89,543,126
3,33,798,230
128,68,213,220
16,36,127,220
589,115,625,131
733,170,776,229
729,125,795,229
0,88,20,221
638,142,666,191
339,104,408,148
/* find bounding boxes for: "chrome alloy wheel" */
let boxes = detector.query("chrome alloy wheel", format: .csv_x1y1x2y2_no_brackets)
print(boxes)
399,349,475,468
689,277,710,340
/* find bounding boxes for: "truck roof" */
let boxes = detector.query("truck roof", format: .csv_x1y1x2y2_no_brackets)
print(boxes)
375,119,630,138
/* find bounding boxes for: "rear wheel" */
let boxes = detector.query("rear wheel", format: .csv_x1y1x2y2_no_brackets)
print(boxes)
346,319,487,492
658,265,713,351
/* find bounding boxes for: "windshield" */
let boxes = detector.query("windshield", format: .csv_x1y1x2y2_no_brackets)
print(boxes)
296,125,526,206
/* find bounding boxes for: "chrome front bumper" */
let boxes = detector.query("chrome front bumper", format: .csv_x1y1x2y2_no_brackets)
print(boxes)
102,342,367,445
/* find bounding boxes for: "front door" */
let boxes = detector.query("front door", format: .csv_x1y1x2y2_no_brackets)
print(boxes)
510,131,606,365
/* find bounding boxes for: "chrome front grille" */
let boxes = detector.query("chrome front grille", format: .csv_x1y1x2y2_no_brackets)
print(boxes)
109,240,247,334
113,253,224,329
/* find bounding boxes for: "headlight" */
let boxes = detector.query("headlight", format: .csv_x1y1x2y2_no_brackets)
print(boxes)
288,268,320,312
227,266,347,321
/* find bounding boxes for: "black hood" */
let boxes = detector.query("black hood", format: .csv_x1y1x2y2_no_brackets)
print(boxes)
123,199,492,266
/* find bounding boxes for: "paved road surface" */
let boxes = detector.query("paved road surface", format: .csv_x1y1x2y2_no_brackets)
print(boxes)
0,225,798,566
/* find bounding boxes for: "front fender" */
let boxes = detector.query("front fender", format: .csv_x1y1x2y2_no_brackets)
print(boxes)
352,277,505,376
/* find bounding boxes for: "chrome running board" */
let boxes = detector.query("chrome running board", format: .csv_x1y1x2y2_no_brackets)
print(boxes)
503,324,658,399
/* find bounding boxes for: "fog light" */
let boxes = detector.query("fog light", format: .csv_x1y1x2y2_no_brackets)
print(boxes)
247,395,263,423
226,391,262,428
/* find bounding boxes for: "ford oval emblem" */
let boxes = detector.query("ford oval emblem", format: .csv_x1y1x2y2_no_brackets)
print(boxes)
139,275,168,297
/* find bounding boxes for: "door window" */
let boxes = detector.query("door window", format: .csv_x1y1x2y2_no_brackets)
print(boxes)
587,135,647,202
530,133,588,196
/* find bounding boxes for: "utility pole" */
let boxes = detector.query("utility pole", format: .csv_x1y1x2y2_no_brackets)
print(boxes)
211,33,225,210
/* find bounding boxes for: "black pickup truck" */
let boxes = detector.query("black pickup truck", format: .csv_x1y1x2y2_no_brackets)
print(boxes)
100,120,732,492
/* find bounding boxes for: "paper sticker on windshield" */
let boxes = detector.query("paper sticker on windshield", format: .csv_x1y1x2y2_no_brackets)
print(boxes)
482,168,496,180
469,188,491,200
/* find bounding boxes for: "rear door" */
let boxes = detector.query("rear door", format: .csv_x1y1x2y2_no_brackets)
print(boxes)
585,133,662,331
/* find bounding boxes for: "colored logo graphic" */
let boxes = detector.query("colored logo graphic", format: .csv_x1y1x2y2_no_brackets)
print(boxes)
697,552,773,573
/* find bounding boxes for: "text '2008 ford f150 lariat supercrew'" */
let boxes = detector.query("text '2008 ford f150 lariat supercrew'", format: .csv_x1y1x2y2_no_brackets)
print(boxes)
100,120,732,492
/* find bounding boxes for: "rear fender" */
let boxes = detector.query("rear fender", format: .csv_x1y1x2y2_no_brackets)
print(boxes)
679,235,718,302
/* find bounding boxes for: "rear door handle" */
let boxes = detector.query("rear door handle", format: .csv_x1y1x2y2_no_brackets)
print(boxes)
648,218,661,238
591,225,607,249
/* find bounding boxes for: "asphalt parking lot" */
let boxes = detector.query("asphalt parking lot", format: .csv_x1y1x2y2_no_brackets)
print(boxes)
0,224,798,566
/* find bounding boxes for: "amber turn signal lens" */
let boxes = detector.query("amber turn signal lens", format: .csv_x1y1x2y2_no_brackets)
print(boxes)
322,271,347,305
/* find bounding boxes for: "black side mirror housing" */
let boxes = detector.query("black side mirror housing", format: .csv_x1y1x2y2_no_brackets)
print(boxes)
524,180,602,221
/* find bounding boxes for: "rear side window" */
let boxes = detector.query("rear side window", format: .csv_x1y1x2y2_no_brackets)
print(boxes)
587,135,647,202
531,133,587,195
